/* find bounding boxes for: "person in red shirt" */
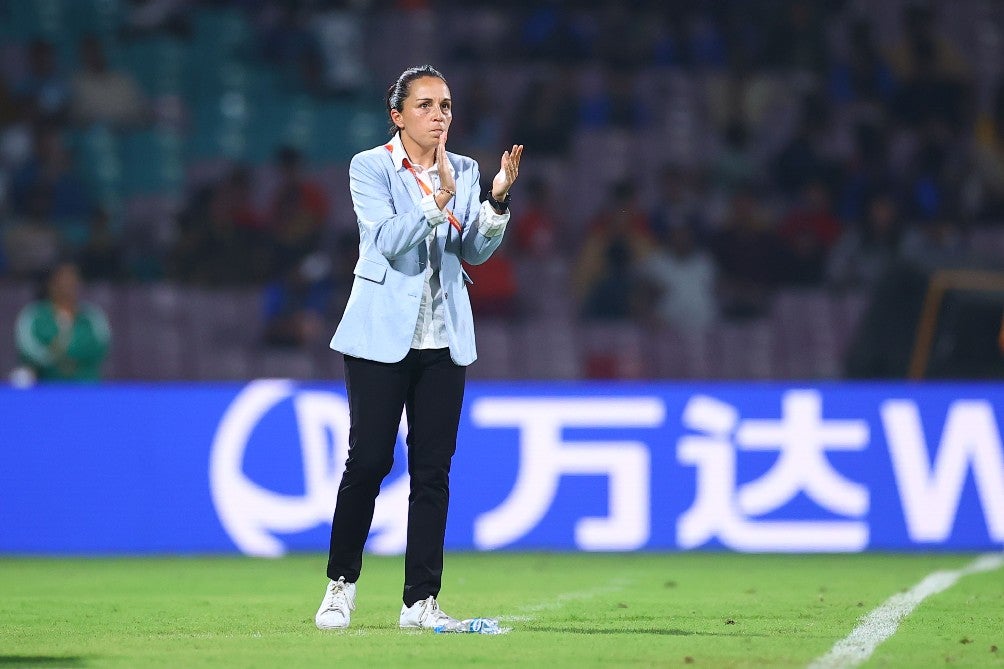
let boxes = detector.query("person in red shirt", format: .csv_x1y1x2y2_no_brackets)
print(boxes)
512,177,558,257
776,179,843,285
464,247,518,319
268,145,330,275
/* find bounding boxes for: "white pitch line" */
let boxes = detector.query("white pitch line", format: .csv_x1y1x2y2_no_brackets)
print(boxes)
807,553,1004,669
497,578,629,623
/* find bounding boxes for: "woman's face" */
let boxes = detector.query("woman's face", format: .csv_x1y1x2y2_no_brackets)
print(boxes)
391,76,452,152
49,264,80,305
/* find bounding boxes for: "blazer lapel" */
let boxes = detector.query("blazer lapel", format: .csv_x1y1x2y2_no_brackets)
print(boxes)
385,148,425,205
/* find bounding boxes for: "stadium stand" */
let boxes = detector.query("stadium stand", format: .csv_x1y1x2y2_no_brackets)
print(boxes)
2,0,1003,381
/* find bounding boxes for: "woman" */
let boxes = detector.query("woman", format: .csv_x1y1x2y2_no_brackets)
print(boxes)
315,65,522,630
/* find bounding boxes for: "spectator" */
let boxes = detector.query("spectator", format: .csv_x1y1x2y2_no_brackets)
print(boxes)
649,9,694,68
9,124,92,225
464,243,519,320
15,39,70,123
69,35,150,127
171,165,267,285
13,261,111,382
711,189,785,320
512,177,558,258
889,2,969,83
512,69,578,158
650,165,709,242
772,93,841,198
0,72,24,130
828,18,895,112
711,119,756,195
256,3,322,89
262,251,333,348
77,207,127,282
686,6,729,70
572,180,654,306
267,146,329,276
899,218,967,269
638,223,718,333
0,77,28,216
327,228,359,321
762,0,829,75
1,187,61,278
901,127,960,222
776,180,843,285
591,4,652,72
311,4,367,96
215,164,268,275
579,68,648,132
891,34,969,131
519,3,587,64
580,238,641,321
6,125,91,276
827,191,903,290
835,122,893,224
970,83,1004,220
451,82,504,168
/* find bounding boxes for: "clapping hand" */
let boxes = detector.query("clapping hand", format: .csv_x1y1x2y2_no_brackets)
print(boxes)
492,144,523,201
436,130,457,196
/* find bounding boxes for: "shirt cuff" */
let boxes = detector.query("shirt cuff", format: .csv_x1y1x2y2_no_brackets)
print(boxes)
478,199,509,238
421,193,446,228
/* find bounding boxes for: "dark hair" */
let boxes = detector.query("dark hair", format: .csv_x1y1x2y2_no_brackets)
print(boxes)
385,64,447,136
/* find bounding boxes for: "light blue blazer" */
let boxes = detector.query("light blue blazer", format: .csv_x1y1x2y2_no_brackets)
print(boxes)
329,142,506,366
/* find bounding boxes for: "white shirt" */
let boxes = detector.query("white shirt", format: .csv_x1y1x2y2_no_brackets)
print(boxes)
385,132,509,349
642,248,717,333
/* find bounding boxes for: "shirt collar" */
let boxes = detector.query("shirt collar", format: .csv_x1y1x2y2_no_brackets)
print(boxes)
386,131,455,178
387,131,410,170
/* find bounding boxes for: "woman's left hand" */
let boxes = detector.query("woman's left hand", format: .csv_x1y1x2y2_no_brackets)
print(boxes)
491,144,523,201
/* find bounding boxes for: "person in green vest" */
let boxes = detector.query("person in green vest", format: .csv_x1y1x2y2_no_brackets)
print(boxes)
14,261,111,382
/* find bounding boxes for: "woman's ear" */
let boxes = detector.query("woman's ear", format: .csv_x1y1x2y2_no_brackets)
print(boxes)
390,109,404,129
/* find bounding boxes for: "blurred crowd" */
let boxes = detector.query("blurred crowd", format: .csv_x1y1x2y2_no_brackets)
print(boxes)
2,0,1004,379
471,0,1004,331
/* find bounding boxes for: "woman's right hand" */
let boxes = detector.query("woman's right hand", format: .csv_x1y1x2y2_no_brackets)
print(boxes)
435,131,456,209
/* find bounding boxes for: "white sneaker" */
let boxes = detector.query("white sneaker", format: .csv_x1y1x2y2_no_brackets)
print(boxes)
399,596,458,630
315,577,356,630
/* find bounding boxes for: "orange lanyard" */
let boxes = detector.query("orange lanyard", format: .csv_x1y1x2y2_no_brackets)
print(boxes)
386,144,462,233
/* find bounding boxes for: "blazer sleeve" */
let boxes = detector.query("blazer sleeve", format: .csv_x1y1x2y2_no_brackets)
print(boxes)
459,161,508,265
349,151,436,260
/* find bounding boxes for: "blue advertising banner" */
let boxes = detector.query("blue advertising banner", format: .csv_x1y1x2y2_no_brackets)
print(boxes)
1,381,1002,555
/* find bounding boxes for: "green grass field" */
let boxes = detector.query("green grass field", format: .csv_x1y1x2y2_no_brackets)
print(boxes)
1,553,1001,668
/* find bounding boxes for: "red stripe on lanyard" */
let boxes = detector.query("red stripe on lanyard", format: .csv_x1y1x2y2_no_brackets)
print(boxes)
385,145,462,233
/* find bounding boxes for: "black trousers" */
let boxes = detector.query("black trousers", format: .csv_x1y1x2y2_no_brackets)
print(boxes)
326,347,466,607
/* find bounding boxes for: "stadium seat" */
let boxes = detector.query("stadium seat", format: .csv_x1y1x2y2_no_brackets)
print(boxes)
580,321,646,379
119,129,185,197
512,318,580,379
71,125,122,208
120,37,188,97
467,319,512,379
0,281,35,376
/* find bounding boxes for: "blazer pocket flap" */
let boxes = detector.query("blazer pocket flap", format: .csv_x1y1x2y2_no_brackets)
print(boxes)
354,257,387,284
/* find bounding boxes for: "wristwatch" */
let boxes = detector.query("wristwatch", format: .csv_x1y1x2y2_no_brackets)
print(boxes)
488,191,511,214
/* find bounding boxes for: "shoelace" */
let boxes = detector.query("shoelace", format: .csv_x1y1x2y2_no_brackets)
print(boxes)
421,597,454,625
324,580,354,614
